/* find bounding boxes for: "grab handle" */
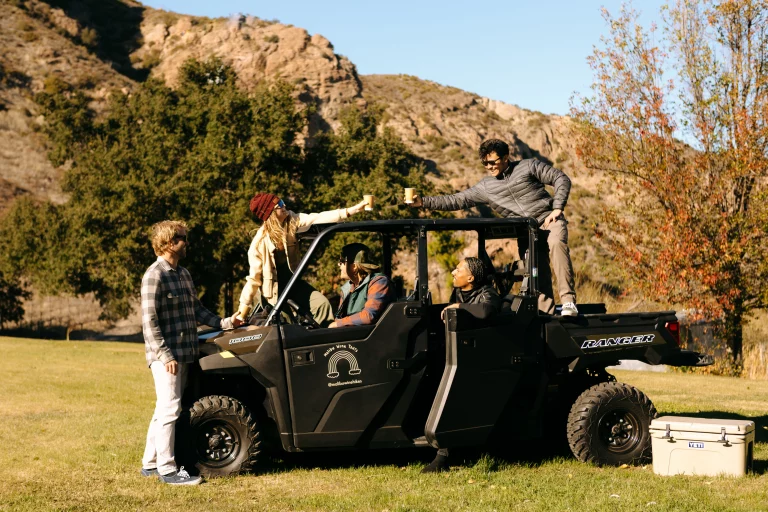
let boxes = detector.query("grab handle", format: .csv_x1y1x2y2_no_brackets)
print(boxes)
662,423,674,442
720,427,731,447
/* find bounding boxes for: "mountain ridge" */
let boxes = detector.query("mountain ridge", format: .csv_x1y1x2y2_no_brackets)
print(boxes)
0,0,592,208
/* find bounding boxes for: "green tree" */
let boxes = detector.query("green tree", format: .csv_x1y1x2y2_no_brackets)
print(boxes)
301,105,438,290
1,59,439,322
4,58,308,320
0,271,29,329
570,1,768,372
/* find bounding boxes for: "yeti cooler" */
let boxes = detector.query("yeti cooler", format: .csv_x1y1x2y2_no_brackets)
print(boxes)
650,416,754,477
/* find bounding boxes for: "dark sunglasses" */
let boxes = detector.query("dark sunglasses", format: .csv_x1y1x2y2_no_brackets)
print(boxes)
482,156,502,167
338,258,348,265
275,199,286,209
173,234,188,242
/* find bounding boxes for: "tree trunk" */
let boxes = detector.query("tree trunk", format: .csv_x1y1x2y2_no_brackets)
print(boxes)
723,305,744,367
224,281,234,317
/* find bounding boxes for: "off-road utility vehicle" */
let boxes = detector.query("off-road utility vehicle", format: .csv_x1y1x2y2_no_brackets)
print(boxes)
178,217,712,476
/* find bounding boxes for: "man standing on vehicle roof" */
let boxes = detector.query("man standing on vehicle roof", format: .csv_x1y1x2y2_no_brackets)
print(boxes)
140,220,242,486
410,138,578,316
424,257,501,473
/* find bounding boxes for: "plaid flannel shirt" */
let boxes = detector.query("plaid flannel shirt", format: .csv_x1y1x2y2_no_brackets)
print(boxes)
335,274,395,327
142,257,229,366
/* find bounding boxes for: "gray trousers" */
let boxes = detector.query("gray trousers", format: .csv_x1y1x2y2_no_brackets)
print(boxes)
517,217,576,314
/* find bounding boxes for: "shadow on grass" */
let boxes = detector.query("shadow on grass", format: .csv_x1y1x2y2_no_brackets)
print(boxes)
252,441,572,476
243,412,768,476
0,325,142,342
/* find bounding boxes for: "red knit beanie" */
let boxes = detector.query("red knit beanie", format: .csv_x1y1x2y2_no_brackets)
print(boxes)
249,193,280,221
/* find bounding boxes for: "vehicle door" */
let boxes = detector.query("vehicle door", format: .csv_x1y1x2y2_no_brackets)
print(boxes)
281,301,427,449
279,228,430,449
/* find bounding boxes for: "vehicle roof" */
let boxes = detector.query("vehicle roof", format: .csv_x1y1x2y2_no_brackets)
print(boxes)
302,216,539,238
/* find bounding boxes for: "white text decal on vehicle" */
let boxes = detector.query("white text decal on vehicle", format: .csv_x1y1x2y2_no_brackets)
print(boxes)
324,344,362,386
580,334,655,350
228,333,263,345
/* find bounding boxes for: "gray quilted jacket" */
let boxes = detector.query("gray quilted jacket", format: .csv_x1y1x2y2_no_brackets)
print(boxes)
422,159,571,225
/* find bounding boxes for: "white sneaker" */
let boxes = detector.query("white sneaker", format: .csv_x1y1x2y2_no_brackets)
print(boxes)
158,466,203,486
561,302,579,316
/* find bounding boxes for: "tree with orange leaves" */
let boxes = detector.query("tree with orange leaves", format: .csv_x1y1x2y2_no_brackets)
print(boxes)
571,0,768,372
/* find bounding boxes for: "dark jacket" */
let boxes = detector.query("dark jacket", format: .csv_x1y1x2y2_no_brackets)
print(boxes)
422,158,571,225
451,283,501,320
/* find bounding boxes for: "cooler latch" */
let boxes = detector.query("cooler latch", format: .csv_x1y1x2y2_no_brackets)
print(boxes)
662,424,674,442
720,427,731,447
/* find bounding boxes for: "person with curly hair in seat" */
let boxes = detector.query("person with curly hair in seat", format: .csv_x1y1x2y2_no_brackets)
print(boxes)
423,257,501,473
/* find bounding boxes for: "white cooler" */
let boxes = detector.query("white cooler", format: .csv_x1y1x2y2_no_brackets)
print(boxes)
650,416,755,477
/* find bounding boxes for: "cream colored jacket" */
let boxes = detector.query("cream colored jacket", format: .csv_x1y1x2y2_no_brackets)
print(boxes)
238,208,348,310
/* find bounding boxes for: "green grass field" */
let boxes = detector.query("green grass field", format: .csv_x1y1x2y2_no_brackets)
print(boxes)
2,337,768,512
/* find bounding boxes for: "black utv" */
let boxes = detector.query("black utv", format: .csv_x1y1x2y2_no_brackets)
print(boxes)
178,217,712,477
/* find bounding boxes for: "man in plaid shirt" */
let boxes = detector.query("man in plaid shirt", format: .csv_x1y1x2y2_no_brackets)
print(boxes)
329,243,395,328
140,220,241,485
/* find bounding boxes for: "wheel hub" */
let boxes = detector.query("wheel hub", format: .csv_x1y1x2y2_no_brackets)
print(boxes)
197,422,239,464
598,410,640,453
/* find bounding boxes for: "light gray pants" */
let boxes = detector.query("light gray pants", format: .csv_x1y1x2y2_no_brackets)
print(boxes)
142,361,188,475
518,217,576,314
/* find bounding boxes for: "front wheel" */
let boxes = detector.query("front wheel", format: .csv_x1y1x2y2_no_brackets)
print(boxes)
183,395,262,477
567,382,656,466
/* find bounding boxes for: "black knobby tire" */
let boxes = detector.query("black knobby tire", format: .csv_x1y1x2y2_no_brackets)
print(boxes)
567,382,656,466
186,395,261,477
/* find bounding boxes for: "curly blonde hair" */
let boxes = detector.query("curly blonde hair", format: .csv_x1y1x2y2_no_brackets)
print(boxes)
263,212,297,249
151,220,188,256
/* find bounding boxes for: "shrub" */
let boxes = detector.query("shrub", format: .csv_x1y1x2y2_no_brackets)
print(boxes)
424,134,449,151
79,27,98,48
21,31,38,42
142,50,162,69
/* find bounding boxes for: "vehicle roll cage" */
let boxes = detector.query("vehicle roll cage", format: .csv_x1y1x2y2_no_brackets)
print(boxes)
265,217,542,326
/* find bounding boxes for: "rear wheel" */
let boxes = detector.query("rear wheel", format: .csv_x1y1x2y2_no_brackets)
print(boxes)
184,395,262,477
567,382,656,466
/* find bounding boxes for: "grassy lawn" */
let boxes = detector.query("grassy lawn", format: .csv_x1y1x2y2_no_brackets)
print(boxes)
1,337,768,512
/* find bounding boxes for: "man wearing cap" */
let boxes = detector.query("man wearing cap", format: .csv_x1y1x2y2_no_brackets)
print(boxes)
410,138,578,317
329,243,396,328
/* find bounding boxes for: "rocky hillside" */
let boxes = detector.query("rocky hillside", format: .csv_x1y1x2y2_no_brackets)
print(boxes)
0,0,365,212
0,0,616,296
363,74,583,185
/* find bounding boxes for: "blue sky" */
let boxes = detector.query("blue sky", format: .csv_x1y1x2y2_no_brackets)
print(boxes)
141,1,666,116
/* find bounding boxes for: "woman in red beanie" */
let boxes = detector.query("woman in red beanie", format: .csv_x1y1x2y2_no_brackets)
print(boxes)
237,193,367,326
